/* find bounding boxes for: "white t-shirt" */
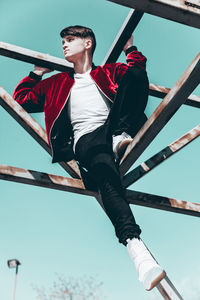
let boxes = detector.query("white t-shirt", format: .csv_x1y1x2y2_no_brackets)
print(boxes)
67,69,111,151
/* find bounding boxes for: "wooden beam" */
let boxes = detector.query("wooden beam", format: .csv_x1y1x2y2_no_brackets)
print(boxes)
0,86,81,179
0,164,96,197
1,41,199,109
0,41,73,72
157,277,184,300
120,53,200,175
101,9,143,65
126,189,200,217
1,164,200,217
123,124,200,188
107,0,200,29
150,83,200,109
141,242,184,299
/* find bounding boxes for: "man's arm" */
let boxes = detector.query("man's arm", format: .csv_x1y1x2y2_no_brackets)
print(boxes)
104,36,147,85
33,65,53,77
123,35,147,69
123,35,134,53
13,66,53,113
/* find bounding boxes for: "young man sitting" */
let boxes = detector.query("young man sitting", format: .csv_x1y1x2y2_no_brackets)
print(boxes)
13,25,166,291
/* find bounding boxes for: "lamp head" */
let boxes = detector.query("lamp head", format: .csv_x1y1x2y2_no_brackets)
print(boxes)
7,259,21,269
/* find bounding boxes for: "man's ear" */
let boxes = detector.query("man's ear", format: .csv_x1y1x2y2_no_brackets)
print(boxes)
85,39,92,51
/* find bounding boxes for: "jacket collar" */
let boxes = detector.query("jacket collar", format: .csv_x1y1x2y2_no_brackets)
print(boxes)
68,62,97,79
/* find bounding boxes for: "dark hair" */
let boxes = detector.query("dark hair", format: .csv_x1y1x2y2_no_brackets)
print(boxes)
60,25,96,55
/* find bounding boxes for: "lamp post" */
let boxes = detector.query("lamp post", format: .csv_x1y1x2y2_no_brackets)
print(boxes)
7,259,21,300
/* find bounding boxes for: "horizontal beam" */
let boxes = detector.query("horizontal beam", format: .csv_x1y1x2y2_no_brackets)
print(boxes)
0,41,73,72
123,124,200,187
0,165,95,197
102,9,143,65
1,164,200,217
1,41,199,109
126,189,200,217
107,0,200,29
0,87,81,179
120,52,200,175
150,83,200,109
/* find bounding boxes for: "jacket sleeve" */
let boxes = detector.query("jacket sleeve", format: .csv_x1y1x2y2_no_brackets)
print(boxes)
105,46,147,85
125,46,147,69
13,72,45,113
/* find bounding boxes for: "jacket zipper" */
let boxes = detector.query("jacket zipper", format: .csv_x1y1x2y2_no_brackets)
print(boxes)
49,73,113,159
49,82,75,160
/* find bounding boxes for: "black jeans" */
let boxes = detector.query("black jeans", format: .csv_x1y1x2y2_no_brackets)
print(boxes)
75,66,149,246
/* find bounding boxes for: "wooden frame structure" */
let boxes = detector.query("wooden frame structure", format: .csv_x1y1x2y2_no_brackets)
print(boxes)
0,2,200,299
107,0,200,29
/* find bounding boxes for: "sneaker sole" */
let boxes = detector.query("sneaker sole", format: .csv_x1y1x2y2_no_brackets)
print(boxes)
146,270,166,291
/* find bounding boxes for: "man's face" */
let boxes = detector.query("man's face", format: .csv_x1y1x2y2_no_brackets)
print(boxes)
62,35,87,63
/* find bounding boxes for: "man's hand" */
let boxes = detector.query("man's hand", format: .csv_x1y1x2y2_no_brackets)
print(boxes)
33,65,54,77
123,35,134,53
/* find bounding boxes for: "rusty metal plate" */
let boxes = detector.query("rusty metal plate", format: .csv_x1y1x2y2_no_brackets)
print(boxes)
152,0,200,14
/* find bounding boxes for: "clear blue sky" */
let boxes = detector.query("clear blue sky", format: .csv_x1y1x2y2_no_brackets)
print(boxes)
0,0,200,299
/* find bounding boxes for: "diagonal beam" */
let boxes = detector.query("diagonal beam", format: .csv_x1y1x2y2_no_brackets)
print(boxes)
1,164,200,217
126,189,200,217
0,86,81,179
107,0,200,29
101,9,143,65
157,277,184,300
123,124,200,188
141,242,184,299
120,52,200,175
150,83,200,109
0,41,73,71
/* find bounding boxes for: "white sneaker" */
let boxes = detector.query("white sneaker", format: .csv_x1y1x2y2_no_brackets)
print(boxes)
126,238,166,291
112,132,132,161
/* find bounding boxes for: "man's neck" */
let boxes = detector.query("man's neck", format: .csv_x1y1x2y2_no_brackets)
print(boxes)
73,55,93,74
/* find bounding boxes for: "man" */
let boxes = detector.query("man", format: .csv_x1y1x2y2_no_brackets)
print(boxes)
13,25,166,290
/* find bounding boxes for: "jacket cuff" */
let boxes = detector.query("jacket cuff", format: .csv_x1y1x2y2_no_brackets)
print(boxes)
29,71,42,81
125,46,137,55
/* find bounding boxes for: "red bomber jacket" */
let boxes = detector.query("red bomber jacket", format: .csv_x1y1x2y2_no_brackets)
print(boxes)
13,46,147,163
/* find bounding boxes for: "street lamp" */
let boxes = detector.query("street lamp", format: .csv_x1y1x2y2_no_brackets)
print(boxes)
7,259,21,300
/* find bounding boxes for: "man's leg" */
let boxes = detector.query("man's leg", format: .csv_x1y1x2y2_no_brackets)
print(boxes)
106,65,149,161
103,67,166,289
75,126,141,246
89,153,141,245
75,79,166,289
